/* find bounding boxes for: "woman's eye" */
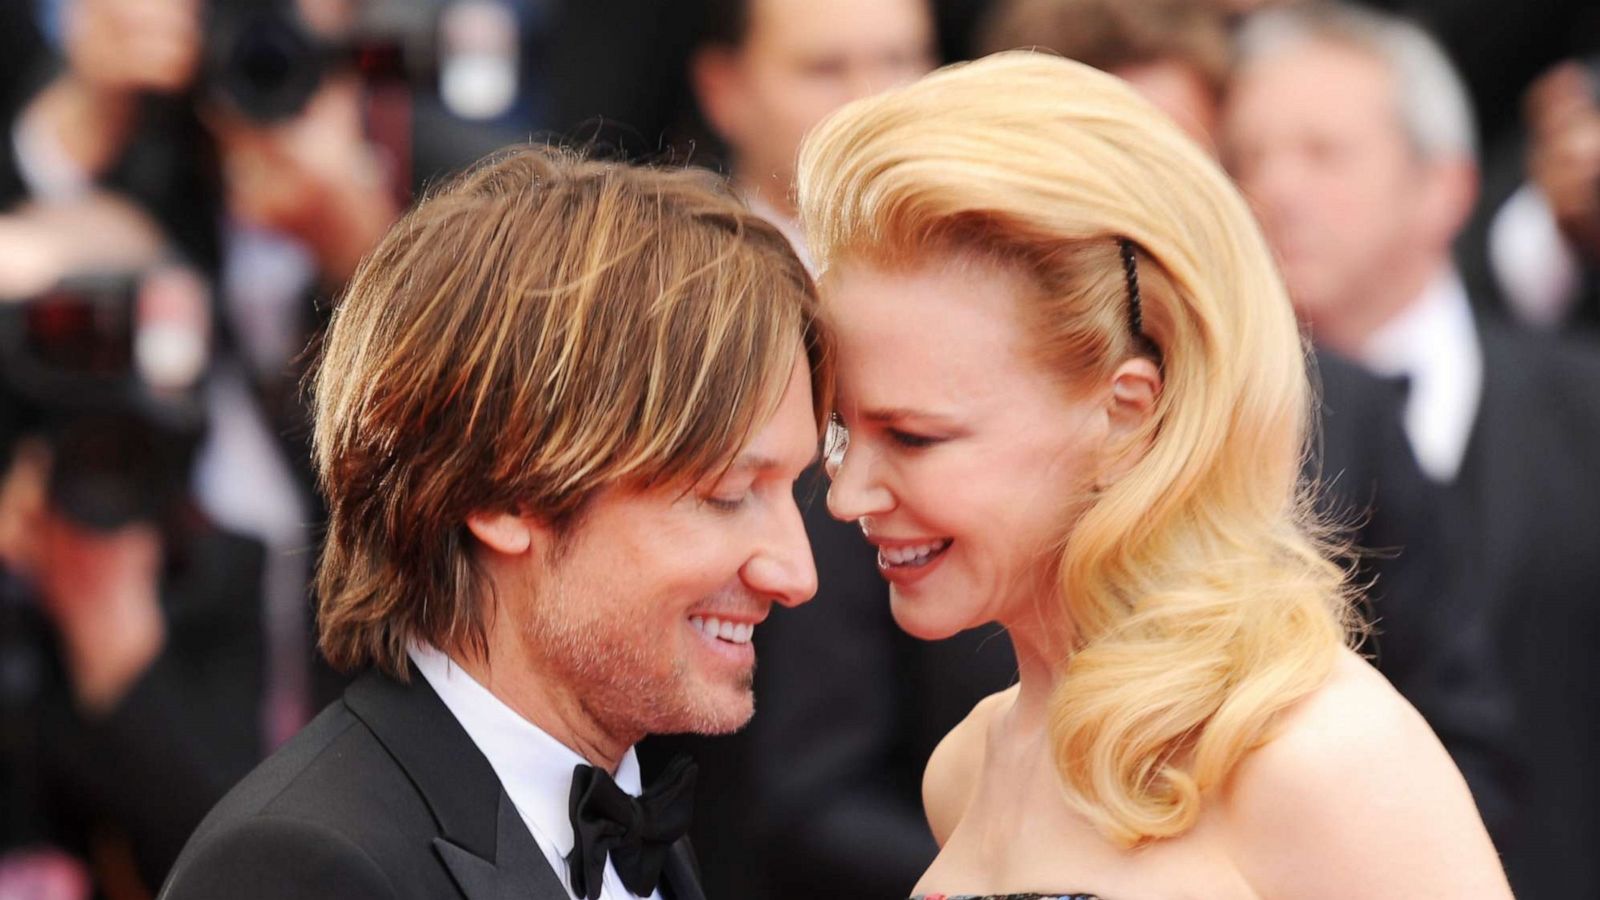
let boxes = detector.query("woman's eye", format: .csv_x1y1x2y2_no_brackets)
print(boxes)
888,429,941,449
705,495,747,512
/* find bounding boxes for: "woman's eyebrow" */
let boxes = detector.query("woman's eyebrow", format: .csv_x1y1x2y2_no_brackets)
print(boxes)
860,407,959,425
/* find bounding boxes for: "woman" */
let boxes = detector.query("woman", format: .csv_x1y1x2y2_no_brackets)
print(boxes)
797,52,1510,898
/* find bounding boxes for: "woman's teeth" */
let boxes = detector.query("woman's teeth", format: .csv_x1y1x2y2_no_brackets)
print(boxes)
690,615,754,644
878,539,952,568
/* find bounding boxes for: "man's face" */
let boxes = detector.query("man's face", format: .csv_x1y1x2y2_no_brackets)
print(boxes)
704,0,936,205
1112,60,1220,152
1224,41,1430,330
520,358,820,737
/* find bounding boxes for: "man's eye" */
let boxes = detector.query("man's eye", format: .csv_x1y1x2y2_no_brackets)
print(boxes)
888,429,941,449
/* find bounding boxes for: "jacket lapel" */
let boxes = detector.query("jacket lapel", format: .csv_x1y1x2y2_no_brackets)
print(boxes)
433,792,571,900
659,838,707,900
344,670,569,900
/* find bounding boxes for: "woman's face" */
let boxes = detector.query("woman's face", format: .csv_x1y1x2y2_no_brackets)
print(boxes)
824,254,1113,641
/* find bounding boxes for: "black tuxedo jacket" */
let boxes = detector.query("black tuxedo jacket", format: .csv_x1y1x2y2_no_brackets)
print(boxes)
1445,325,1600,900
160,669,706,900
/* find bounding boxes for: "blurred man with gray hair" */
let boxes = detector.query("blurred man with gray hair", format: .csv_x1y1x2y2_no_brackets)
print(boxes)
1225,5,1600,896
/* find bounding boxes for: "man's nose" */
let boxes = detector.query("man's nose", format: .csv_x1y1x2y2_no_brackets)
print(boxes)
742,495,818,608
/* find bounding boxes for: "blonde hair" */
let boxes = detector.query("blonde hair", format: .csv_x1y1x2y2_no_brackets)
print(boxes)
313,145,831,677
797,52,1353,845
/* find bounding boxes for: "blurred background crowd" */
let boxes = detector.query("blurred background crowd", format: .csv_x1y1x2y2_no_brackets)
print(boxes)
0,0,1597,898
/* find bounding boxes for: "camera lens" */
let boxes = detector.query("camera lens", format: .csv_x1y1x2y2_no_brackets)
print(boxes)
208,8,325,123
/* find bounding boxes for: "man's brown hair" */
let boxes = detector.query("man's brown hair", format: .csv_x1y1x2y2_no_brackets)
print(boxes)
977,0,1232,99
311,145,830,677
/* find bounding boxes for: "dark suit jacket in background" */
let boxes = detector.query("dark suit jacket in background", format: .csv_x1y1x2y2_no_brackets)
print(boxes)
1313,352,1519,840
643,353,1518,900
1448,325,1600,900
161,669,706,900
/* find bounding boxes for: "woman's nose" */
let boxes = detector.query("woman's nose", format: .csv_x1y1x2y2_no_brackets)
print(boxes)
826,439,894,522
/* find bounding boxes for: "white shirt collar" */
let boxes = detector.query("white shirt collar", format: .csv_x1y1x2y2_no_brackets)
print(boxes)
1355,267,1483,483
406,643,645,861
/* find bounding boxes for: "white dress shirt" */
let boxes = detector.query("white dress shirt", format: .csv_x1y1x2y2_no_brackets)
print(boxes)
1355,268,1484,484
1488,183,1583,330
408,644,663,900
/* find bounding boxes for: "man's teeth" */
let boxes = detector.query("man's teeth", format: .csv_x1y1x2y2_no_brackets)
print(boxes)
879,539,952,567
689,616,754,644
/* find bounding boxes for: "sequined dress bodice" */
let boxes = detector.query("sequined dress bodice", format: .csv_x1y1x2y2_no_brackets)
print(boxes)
910,894,1102,899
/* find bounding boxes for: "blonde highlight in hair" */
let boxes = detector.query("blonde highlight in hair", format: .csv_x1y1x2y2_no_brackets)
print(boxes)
313,145,831,678
798,52,1353,845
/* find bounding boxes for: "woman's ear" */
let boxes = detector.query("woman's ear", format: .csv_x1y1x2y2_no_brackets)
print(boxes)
1100,356,1163,482
466,512,534,556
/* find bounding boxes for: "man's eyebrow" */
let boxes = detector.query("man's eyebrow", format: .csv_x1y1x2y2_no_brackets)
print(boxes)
727,454,783,473
726,447,823,474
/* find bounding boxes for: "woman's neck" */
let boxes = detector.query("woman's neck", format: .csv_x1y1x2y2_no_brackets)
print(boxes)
997,605,1071,738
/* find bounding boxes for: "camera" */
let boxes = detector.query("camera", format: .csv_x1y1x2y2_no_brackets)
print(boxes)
0,269,209,529
203,0,333,124
202,0,522,124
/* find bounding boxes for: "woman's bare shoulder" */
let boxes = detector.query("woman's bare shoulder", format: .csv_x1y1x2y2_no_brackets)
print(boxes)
923,685,1017,847
1220,649,1511,899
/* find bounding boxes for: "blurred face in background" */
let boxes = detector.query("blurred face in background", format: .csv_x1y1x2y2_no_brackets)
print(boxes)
1113,60,1220,151
694,0,937,214
1224,40,1459,345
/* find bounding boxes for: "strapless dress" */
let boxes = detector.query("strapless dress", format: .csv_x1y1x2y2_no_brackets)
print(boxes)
910,894,1101,899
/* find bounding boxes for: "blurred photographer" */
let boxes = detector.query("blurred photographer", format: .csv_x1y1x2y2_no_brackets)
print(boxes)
5,0,414,751
9,0,399,274
0,195,265,900
1487,56,1600,331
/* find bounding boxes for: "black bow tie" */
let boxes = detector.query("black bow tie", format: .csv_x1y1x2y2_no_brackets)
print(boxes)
566,755,697,900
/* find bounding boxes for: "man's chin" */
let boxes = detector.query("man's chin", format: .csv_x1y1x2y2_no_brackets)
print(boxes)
675,683,756,736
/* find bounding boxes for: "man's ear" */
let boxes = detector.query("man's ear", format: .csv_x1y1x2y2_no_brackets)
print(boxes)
1100,356,1163,482
690,45,745,147
466,512,534,556
1420,156,1479,252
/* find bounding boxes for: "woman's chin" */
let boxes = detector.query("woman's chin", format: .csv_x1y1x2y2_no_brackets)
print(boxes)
889,592,978,642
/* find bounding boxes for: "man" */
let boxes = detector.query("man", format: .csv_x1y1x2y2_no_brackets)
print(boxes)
1486,58,1600,331
158,146,830,900
690,0,937,271
1226,5,1600,896
978,0,1232,150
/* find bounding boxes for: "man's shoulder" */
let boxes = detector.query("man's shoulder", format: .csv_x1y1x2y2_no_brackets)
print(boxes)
162,698,439,899
1480,320,1600,386
1476,321,1600,438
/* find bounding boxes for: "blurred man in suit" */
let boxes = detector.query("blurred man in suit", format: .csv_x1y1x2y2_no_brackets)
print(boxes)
689,0,937,272
1226,5,1600,895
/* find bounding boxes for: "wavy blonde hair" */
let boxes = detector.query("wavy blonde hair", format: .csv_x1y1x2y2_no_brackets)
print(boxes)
797,52,1354,845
